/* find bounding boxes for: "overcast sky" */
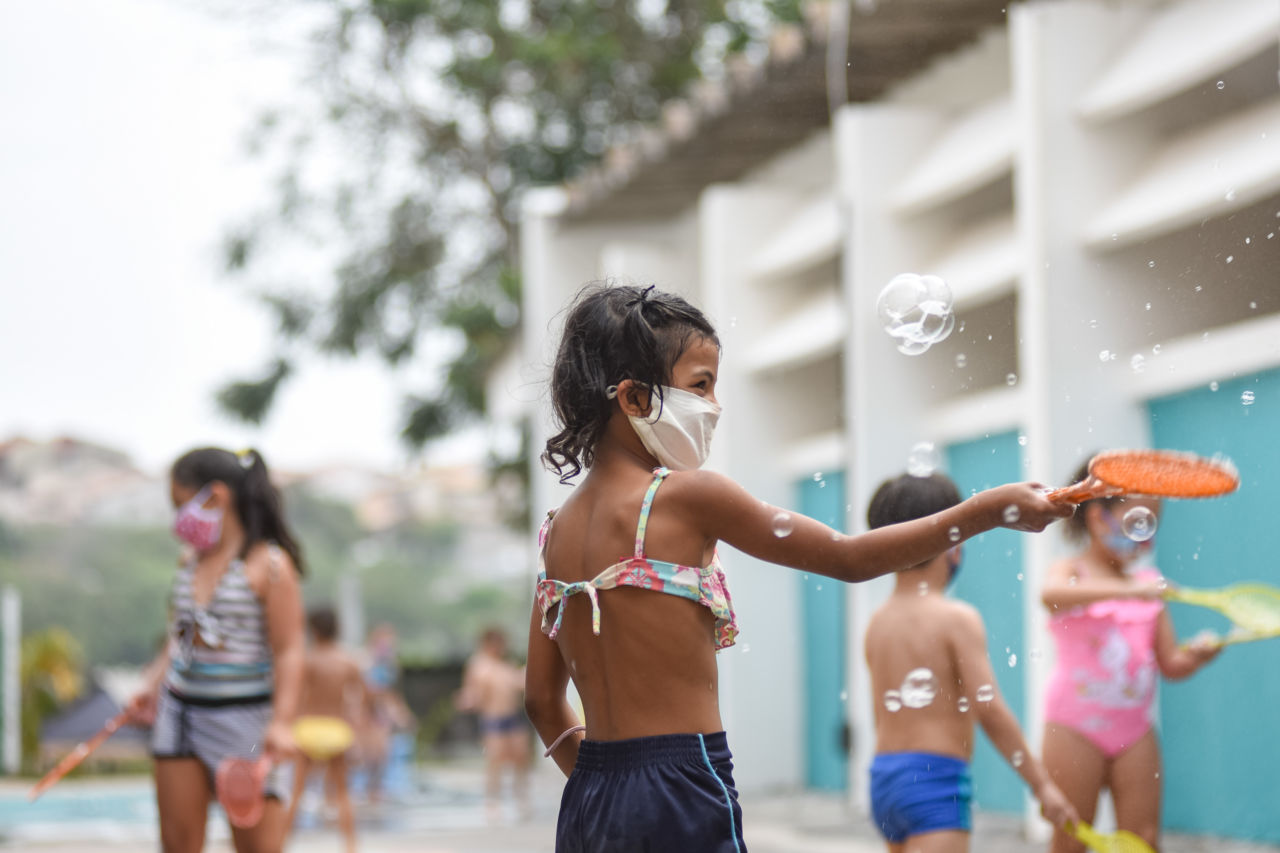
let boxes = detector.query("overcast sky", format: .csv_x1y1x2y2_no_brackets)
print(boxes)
0,0,478,475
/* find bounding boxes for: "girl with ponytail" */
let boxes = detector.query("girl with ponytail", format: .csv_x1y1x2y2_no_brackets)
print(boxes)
128,447,305,853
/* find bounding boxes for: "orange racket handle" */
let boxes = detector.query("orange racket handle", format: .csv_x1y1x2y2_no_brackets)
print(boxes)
27,710,131,801
1046,478,1120,505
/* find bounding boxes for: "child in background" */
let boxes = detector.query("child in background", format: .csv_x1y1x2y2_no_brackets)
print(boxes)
1041,459,1220,852
286,606,367,853
524,284,1073,852
864,472,1077,852
128,447,305,853
456,627,532,821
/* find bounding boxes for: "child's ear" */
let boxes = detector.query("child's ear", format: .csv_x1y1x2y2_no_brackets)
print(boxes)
614,379,653,418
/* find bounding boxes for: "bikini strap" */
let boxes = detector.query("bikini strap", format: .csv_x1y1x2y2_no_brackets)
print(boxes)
633,467,671,557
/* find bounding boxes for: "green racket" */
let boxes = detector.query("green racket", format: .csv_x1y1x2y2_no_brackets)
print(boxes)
1067,821,1154,853
1164,583,1280,638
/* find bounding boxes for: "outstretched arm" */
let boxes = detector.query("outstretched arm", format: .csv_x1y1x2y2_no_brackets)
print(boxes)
684,471,1071,584
1041,559,1164,612
953,607,1078,829
523,601,582,777
1154,610,1221,679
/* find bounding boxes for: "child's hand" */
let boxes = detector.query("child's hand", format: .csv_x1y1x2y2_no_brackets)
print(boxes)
1035,779,1080,829
263,718,299,763
983,483,1075,532
1185,630,1224,665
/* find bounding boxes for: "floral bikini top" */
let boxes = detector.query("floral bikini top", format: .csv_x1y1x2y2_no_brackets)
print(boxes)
535,467,739,650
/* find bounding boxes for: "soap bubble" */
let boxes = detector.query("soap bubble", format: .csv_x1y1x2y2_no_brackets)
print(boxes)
1130,354,1145,373
900,668,939,709
771,512,795,538
907,441,941,477
1006,373,1018,386
1210,381,1220,392
948,526,961,542
1121,506,1157,542
1008,653,1018,667
1242,390,1256,406
975,684,995,703
877,273,955,355
1003,505,1020,524
883,690,903,712
955,353,967,368
957,697,970,712
1012,750,1025,768
918,581,929,596
1217,80,1225,90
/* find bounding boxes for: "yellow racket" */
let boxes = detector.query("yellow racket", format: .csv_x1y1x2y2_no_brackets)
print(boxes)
1067,820,1154,853
1164,583,1280,638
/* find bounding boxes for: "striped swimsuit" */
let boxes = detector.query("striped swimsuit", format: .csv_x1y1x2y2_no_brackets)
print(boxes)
151,551,287,797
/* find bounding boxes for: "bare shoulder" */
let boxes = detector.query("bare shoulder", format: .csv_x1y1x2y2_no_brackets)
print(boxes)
661,469,740,502
242,542,299,595
938,598,985,636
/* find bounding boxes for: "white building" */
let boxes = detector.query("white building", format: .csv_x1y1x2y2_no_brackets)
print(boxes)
510,0,1280,842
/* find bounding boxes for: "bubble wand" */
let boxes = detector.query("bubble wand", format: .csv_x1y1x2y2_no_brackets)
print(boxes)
1046,449,1239,504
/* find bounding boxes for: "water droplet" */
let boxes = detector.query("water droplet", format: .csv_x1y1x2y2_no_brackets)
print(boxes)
1225,189,1237,202
742,643,751,654
900,668,939,709
813,471,823,482
771,512,795,538
1016,572,1024,581
957,697,970,712
1226,255,1234,263
883,690,903,712
1242,390,1255,406
877,273,955,355
1210,381,1220,392
1147,260,1156,268
907,442,941,478
1144,302,1152,311
1245,237,1252,244
815,584,823,591
1250,301,1257,310
975,684,995,703
1121,506,1157,542
1151,344,1161,355
1017,434,1027,447
1012,750,1025,767
955,353,967,368
1099,349,1112,362
1002,505,1020,524
948,526,961,542
1216,80,1225,90
840,690,848,701
918,581,929,596
1130,353,1146,373
1008,653,1018,667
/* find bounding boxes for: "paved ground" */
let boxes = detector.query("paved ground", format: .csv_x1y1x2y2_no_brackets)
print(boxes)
4,760,1278,852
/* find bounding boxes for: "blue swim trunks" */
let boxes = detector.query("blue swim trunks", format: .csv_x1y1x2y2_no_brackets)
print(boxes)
556,731,746,852
869,751,972,843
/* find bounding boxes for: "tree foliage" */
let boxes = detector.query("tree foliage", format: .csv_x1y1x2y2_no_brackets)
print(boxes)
218,0,801,444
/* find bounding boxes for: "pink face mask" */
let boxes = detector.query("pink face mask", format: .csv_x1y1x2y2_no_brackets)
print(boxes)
173,485,223,552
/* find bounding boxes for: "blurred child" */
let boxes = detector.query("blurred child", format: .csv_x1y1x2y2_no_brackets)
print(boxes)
1041,459,1220,852
864,472,1077,852
127,447,305,853
358,624,414,803
523,284,1073,851
456,627,532,821
286,606,367,853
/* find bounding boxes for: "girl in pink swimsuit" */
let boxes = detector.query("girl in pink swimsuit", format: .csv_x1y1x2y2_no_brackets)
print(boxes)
1041,460,1220,853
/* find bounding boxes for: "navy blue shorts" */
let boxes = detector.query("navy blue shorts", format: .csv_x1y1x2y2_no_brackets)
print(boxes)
869,751,972,843
555,731,746,853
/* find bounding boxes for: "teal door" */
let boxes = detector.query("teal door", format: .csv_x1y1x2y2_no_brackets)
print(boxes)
945,431,1026,814
797,471,849,790
1148,369,1280,842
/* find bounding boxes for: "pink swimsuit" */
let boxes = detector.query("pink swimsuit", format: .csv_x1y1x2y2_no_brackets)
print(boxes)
1044,565,1164,758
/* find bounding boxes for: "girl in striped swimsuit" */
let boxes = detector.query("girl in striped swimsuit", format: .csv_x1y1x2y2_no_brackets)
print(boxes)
128,447,306,853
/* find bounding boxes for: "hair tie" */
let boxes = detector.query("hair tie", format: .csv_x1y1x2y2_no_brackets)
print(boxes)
627,284,656,309
236,448,256,469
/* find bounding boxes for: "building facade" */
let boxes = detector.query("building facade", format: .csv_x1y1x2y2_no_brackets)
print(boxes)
509,0,1280,841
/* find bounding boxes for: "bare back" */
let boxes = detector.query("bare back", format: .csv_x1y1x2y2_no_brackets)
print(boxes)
300,643,364,721
541,463,724,740
865,593,978,758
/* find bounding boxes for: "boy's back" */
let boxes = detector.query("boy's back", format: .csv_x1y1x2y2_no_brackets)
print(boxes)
301,642,364,721
866,590,984,758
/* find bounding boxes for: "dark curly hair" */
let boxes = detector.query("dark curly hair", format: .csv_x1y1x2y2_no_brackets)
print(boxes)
171,447,305,574
542,283,719,483
867,472,962,530
1063,455,1123,544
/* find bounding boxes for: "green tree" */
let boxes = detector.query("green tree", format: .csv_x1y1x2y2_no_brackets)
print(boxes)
218,0,801,446
20,628,84,768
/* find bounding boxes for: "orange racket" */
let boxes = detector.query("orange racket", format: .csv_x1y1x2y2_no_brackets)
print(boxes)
27,709,131,801
216,755,274,828
1047,450,1239,505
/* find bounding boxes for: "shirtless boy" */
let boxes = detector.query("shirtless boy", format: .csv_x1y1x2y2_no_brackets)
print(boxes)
456,627,531,821
864,472,1077,852
287,606,367,852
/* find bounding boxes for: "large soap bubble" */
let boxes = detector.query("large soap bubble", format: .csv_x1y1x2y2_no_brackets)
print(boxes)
877,274,955,355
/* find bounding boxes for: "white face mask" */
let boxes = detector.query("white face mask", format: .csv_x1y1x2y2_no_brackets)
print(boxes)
609,384,721,471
